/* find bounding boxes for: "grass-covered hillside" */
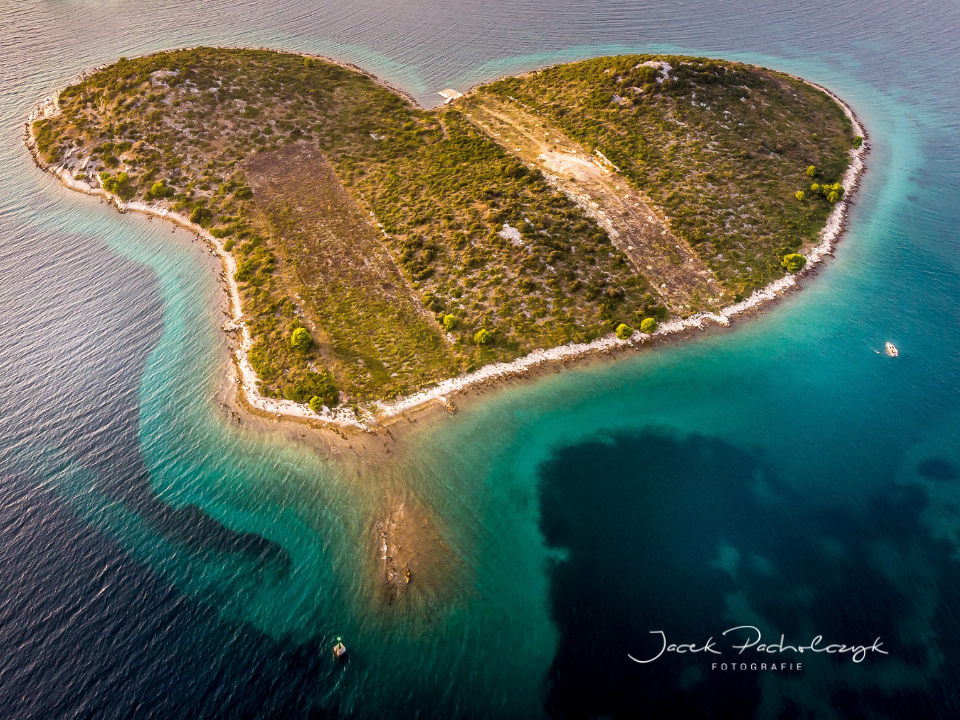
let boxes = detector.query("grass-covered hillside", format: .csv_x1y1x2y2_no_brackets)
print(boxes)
34,48,858,409
481,56,858,293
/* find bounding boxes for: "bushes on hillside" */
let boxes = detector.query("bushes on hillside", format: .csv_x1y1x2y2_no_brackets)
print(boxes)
148,181,173,199
809,181,843,203
307,374,340,409
640,317,658,334
99,171,135,200
615,323,633,339
283,369,338,406
189,205,212,226
781,253,807,273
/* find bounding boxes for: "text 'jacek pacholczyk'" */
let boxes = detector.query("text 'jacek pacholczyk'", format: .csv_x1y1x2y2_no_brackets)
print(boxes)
629,626,889,664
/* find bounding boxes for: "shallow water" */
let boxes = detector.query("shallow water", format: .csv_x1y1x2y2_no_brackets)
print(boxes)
2,0,959,717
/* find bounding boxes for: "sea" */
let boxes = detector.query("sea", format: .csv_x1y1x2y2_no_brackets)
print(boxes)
1,1,959,717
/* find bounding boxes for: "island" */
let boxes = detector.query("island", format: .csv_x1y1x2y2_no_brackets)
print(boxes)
27,48,865,427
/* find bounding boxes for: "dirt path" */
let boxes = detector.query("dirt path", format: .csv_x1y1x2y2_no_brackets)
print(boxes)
462,96,723,312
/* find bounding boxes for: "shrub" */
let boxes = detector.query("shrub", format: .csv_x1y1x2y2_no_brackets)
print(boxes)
149,181,172,198
640,317,658,334
189,206,212,226
853,136,863,149
442,314,458,330
223,239,236,251
474,328,492,345
283,369,338,405
827,191,840,203
794,190,805,201
290,327,313,351
99,171,133,199
99,171,118,193
810,183,820,193
781,253,807,273
806,165,817,177
615,323,633,339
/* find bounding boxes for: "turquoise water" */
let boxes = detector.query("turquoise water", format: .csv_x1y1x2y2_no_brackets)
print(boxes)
2,1,959,717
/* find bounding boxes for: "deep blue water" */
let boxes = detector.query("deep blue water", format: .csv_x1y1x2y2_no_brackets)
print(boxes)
2,0,959,717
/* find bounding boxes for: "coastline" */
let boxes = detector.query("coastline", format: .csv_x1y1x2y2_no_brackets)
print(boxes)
24,54,868,432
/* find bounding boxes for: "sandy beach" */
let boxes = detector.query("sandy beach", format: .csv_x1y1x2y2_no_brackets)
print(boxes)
24,55,868,435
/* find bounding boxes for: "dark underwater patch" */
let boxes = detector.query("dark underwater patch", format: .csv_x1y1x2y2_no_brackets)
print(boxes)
0,475,337,720
916,457,957,482
537,429,960,719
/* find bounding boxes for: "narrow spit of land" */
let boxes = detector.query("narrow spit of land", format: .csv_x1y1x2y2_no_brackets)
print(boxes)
27,48,863,426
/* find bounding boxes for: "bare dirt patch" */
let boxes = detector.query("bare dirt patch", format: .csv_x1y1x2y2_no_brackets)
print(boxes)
243,143,455,400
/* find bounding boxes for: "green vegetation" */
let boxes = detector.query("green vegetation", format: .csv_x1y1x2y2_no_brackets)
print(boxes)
36,48,855,407
481,55,857,295
808,181,844,205
780,253,807,273
290,327,313,351
307,373,338,409
640,318,658,334
615,323,633,340
147,180,174,199
99,171,134,199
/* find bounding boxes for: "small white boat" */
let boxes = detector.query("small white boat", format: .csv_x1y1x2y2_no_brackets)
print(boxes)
885,342,899,357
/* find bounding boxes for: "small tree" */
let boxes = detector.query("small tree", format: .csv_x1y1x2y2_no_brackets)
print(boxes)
810,183,820,193
309,395,325,413
149,181,172,199
615,323,633,339
806,165,817,177
442,314,458,331
640,318,658,334
290,327,313,351
781,253,807,274
189,206,212,226
827,191,840,203
99,171,118,193
474,328,492,345
795,190,805,202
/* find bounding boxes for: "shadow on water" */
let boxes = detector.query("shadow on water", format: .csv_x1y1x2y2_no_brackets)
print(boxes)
0,475,337,720
537,429,960,719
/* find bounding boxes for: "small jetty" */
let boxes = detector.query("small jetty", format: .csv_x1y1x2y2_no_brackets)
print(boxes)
333,637,347,661
885,342,899,357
